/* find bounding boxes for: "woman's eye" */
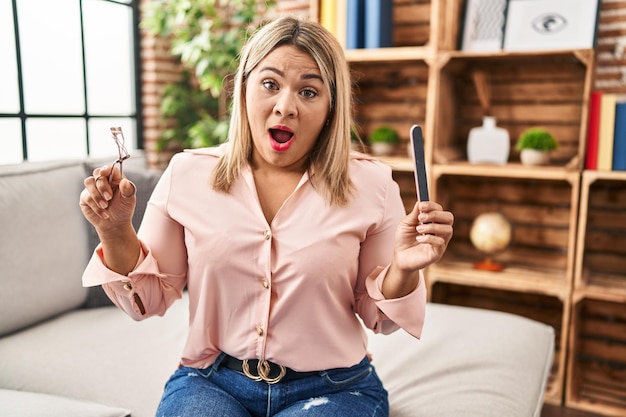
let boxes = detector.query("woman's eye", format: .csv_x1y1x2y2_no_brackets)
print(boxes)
301,89,318,98
262,80,278,90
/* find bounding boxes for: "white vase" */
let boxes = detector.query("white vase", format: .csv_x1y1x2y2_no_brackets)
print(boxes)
467,116,510,164
371,142,396,156
520,149,550,165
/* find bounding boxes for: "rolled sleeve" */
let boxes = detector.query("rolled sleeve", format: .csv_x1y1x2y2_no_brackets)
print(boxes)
365,265,427,339
82,241,184,320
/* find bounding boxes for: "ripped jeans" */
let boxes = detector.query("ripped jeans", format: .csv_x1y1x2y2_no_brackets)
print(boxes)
155,353,389,417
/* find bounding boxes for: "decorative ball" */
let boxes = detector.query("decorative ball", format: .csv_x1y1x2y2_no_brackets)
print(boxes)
470,212,512,255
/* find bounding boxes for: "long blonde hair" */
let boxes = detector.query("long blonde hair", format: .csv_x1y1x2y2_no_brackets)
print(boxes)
211,16,354,206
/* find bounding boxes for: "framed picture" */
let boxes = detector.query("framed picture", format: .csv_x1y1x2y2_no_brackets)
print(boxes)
460,0,508,52
503,0,601,52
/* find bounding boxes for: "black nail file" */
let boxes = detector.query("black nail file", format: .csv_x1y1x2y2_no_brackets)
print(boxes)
410,125,429,202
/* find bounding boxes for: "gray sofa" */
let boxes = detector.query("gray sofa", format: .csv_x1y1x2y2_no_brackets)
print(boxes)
0,155,555,417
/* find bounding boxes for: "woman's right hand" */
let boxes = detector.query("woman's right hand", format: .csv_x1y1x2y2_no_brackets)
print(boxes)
79,164,137,236
80,164,142,275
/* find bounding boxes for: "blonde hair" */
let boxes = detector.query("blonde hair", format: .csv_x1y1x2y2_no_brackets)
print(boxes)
212,15,354,206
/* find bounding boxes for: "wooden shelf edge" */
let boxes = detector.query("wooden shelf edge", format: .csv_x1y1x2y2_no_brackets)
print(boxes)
427,262,570,300
443,48,594,63
572,287,626,304
583,169,626,182
345,46,434,63
330,10,593,65
431,162,580,181
378,158,583,180
565,398,626,417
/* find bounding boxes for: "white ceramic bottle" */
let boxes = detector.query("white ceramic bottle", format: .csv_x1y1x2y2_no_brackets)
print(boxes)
467,116,510,164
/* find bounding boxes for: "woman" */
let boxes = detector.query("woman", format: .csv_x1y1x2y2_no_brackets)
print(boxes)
80,16,453,417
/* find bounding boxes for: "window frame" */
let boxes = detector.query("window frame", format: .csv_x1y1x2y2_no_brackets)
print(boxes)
0,0,143,163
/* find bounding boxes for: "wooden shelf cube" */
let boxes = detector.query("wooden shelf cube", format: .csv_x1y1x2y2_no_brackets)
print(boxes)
350,60,430,156
427,172,580,297
566,297,626,416
432,50,594,169
391,0,432,48
575,171,626,297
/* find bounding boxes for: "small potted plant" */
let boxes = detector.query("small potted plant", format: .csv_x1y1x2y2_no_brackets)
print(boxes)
369,125,400,156
516,127,558,166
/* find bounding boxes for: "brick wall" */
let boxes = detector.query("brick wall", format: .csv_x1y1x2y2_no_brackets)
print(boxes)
139,0,312,169
595,0,626,93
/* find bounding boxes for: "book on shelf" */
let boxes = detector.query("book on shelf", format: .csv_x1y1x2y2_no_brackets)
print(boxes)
346,0,365,49
364,0,393,48
335,0,347,48
329,0,394,50
585,90,602,170
320,0,337,37
613,101,626,171
597,93,617,171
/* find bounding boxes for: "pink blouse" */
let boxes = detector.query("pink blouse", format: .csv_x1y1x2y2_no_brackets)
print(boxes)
83,145,426,371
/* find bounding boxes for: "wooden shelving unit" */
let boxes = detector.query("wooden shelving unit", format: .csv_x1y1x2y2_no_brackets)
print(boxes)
311,0,625,412
564,2,626,412
566,171,626,416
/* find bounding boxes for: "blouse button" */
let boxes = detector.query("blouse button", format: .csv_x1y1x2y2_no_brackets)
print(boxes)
262,279,269,289
263,230,271,240
122,282,132,291
256,326,264,336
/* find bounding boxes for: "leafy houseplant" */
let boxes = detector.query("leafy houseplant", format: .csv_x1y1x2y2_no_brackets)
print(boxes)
141,0,275,151
369,125,400,156
157,70,221,150
516,128,558,165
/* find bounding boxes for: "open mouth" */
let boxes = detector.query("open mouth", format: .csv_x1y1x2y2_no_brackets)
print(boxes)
269,127,295,151
269,128,294,144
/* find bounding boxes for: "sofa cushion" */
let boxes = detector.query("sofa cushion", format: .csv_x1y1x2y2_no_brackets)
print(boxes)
0,389,130,417
0,161,90,336
366,303,555,417
0,292,189,417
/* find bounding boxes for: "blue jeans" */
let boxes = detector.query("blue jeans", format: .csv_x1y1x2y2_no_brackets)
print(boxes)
155,354,389,417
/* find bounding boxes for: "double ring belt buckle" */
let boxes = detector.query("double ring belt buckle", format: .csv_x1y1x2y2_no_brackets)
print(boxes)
242,359,286,384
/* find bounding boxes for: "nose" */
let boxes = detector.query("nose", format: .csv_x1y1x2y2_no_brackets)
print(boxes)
273,90,297,118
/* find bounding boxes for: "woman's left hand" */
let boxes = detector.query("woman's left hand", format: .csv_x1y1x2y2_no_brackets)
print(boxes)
396,201,454,271
383,201,454,298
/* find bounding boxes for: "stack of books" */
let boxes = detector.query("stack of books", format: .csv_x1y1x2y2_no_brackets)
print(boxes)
586,91,626,171
319,0,394,49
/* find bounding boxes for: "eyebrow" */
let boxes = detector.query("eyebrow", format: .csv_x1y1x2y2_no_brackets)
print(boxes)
259,66,323,82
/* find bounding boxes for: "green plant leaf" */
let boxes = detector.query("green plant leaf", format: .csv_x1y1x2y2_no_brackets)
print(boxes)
141,0,275,149
516,128,558,151
369,126,400,144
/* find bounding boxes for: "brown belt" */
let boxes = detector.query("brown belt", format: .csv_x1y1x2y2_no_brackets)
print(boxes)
222,355,318,384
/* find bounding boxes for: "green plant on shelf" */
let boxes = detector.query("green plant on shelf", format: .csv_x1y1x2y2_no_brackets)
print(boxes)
516,128,558,151
369,125,400,144
369,126,399,157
